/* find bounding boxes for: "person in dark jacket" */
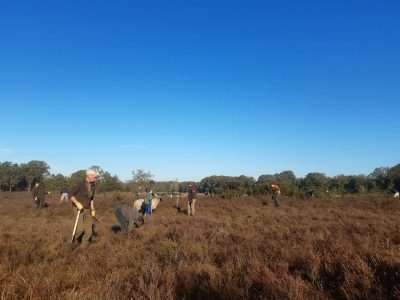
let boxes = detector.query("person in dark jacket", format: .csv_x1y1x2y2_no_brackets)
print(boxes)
187,183,197,216
70,169,98,246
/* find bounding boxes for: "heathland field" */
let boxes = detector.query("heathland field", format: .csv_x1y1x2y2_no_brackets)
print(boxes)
0,192,400,300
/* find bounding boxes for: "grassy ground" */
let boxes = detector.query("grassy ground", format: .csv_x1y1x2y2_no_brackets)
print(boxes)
0,192,399,300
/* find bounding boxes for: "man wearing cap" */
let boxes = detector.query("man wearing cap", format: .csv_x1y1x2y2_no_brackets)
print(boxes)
70,169,98,246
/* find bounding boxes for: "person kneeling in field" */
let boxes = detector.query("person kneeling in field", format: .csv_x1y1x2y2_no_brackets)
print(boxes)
114,204,145,233
70,169,98,247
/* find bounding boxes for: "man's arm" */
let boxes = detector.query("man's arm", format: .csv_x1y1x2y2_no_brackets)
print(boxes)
90,200,96,217
70,184,84,210
70,196,84,210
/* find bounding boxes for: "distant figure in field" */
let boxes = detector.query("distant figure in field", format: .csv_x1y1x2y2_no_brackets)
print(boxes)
59,187,69,204
305,189,314,200
271,182,281,207
70,169,98,247
114,204,144,233
143,188,153,216
32,182,47,209
394,191,400,199
187,183,197,216
176,193,181,211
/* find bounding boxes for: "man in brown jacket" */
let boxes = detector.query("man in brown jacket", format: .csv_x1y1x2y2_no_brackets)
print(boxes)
70,169,98,246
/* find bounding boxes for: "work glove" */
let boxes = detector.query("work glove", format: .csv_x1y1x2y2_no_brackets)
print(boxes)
91,210,96,217
75,201,84,211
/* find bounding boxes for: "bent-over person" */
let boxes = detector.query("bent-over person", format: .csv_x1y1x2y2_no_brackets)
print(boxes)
114,204,144,233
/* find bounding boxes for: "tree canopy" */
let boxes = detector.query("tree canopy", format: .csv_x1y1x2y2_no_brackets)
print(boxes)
1,160,399,199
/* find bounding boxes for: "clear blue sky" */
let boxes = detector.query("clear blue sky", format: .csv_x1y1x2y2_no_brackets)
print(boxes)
0,1,399,181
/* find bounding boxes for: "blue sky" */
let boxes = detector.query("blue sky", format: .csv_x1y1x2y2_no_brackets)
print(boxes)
0,1,399,181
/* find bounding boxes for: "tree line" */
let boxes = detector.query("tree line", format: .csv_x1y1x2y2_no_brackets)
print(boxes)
0,160,399,198
199,166,400,198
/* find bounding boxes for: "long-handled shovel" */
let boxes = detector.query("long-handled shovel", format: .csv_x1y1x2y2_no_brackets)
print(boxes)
71,210,81,243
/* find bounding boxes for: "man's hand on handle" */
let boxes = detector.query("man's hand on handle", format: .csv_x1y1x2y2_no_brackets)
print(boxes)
75,201,84,211
71,196,84,211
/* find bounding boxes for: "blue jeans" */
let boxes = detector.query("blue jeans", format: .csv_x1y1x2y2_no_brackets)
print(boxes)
144,203,152,215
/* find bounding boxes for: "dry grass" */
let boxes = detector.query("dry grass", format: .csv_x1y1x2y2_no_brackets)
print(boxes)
0,192,400,300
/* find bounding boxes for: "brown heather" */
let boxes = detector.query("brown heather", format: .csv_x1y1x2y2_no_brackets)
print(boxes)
0,192,399,300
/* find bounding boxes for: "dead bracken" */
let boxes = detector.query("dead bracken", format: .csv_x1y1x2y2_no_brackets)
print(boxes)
0,192,399,300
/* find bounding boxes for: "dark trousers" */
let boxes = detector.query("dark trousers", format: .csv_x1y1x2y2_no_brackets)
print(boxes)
144,203,152,215
76,209,94,245
35,197,45,209
272,194,280,207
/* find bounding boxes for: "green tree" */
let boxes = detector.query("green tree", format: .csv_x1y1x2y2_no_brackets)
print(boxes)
44,174,69,192
21,160,50,191
98,172,123,192
368,167,390,191
301,172,328,195
131,169,153,193
0,162,23,192
256,174,277,194
388,164,400,192
344,175,367,194
328,175,347,195
277,171,297,196
199,175,255,197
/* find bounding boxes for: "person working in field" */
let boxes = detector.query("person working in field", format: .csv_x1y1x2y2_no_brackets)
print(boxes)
187,183,197,216
114,204,145,233
271,182,281,207
143,188,153,216
32,181,47,208
70,169,98,247
59,186,69,204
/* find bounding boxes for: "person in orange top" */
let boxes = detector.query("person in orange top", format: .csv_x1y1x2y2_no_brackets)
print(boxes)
271,182,281,207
